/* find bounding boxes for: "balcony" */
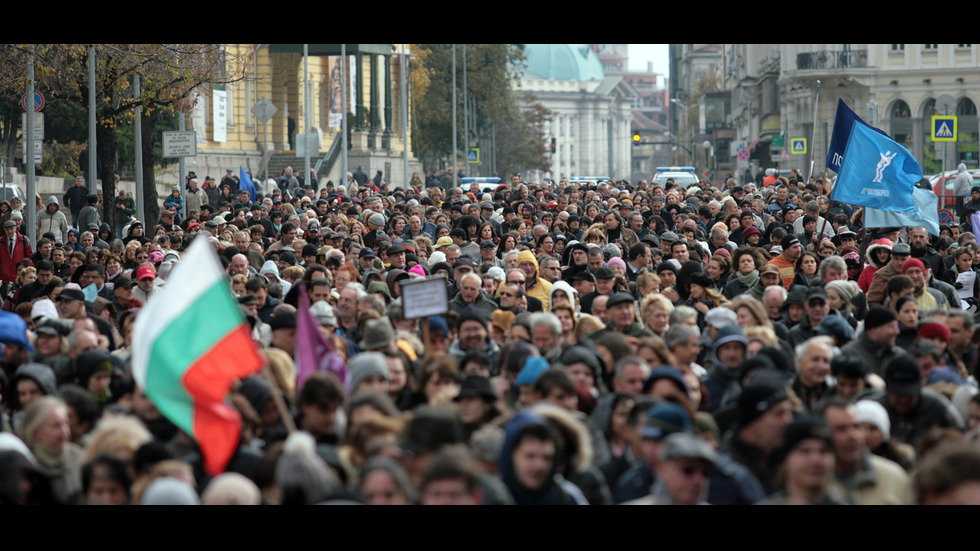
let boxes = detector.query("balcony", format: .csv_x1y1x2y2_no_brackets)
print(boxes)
796,50,868,70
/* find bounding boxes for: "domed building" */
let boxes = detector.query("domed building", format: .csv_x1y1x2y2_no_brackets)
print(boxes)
517,44,638,182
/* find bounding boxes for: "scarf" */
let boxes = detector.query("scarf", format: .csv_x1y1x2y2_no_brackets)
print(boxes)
31,441,68,470
736,269,759,286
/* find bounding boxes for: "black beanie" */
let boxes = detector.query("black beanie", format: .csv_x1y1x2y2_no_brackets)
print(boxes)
738,381,788,428
864,306,897,331
456,305,488,330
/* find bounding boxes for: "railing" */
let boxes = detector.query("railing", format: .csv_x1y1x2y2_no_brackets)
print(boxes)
796,50,868,70
314,132,344,177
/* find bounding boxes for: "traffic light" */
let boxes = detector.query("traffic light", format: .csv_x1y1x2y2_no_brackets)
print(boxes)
632,133,641,145
550,137,556,154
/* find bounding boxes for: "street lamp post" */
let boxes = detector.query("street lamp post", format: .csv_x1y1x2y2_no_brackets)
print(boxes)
671,99,694,167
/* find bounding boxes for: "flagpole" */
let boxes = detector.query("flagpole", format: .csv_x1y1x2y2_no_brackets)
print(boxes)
806,80,820,184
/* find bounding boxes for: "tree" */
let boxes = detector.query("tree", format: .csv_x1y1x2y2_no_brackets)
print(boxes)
411,44,549,176
493,93,552,177
0,44,248,227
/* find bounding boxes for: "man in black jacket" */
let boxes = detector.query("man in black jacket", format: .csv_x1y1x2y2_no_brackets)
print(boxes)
63,176,88,229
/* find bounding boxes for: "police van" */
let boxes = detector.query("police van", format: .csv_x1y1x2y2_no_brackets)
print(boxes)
459,177,502,193
652,167,700,190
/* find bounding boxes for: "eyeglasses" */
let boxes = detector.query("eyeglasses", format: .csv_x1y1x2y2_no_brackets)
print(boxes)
501,292,516,298
508,280,526,286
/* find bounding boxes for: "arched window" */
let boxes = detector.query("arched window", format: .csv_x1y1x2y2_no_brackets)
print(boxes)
958,97,979,169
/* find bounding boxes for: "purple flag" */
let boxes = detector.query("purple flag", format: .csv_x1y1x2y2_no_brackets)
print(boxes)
295,284,350,394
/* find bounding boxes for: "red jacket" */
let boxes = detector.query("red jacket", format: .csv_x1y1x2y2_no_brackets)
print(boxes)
0,233,32,283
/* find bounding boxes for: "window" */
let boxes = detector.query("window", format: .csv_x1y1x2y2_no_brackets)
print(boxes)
890,44,905,52
923,44,939,51
957,44,973,48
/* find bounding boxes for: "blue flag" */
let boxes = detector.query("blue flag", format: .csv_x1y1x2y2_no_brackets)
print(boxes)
826,99,889,173
239,166,257,202
831,122,921,213
864,187,940,236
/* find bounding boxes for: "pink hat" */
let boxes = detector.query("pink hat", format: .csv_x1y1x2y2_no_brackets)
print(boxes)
408,265,427,278
606,257,626,271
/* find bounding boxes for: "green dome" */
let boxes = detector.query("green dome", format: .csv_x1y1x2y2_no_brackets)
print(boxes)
523,44,605,81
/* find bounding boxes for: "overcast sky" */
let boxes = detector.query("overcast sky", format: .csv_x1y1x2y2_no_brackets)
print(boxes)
627,44,669,77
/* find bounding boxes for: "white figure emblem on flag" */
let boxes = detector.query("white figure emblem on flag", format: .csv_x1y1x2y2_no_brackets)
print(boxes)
873,151,898,183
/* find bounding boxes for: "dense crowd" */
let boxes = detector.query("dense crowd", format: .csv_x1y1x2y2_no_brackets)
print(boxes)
1,165,980,505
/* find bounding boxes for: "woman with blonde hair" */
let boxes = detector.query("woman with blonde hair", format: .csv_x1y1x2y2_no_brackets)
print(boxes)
640,293,673,337
413,236,433,262
18,396,84,504
732,296,773,331
82,414,153,468
574,314,605,341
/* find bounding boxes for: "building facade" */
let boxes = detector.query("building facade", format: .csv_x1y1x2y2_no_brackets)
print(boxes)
725,44,980,184
517,44,637,183
184,44,419,189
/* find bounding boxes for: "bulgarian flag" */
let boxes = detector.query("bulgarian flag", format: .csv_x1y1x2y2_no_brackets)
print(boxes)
131,235,264,476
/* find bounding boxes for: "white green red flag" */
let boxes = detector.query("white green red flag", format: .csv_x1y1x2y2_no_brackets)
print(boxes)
131,236,263,476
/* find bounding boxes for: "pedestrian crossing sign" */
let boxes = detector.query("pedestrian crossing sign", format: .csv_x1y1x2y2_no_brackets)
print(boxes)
790,138,807,154
467,148,480,163
932,116,957,142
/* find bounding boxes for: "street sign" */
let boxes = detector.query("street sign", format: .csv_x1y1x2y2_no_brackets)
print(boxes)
162,131,198,158
772,135,784,148
938,209,954,225
21,91,44,112
21,112,44,140
778,148,790,162
467,148,480,164
932,115,957,142
251,97,277,124
791,138,807,154
737,147,749,161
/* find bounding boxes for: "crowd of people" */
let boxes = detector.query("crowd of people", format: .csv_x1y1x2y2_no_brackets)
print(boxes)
1,166,980,505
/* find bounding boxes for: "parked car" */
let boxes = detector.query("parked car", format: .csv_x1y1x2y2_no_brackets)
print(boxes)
0,183,25,204
929,167,980,211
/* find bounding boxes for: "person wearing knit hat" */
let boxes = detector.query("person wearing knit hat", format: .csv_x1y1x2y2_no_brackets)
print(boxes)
767,233,801,290
839,305,907,378
451,306,501,373
514,356,549,407
898,256,943,311
742,225,762,246
875,354,965,447
762,415,843,505
349,352,391,396
918,321,951,348
723,380,792,495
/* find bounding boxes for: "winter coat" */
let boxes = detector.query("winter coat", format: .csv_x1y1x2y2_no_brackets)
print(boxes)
954,163,973,197
37,206,69,246
76,204,101,233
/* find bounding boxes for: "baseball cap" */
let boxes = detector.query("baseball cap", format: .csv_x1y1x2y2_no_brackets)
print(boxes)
641,401,692,440
135,265,156,281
